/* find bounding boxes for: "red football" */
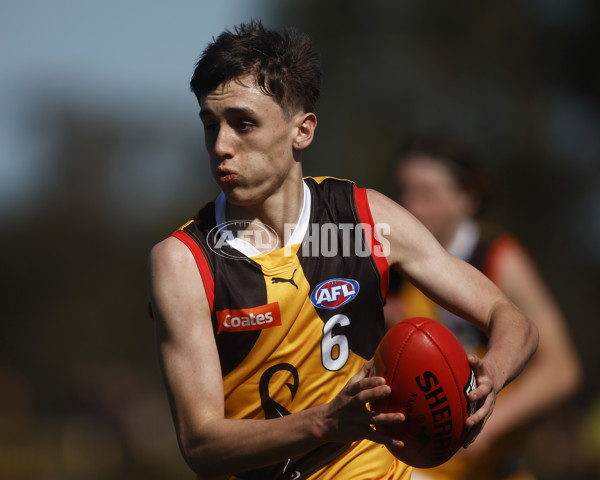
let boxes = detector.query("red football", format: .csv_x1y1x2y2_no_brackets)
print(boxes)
371,317,477,468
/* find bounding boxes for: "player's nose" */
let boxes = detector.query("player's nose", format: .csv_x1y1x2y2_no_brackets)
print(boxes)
213,127,235,160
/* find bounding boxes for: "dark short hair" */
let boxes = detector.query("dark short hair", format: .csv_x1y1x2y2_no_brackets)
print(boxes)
190,20,321,117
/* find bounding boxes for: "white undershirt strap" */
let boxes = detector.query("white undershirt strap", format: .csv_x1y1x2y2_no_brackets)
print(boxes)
214,180,311,257
446,218,481,261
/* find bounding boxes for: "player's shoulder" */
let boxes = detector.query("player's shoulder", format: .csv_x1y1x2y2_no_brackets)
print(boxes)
149,236,196,274
364,188,393,207
364,188,413,225
148,208,213,270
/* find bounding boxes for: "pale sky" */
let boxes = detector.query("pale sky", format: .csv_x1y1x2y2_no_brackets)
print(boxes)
0,0,275,218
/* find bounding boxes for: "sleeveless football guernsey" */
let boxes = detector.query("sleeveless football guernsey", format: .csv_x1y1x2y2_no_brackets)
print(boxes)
171,177,411,480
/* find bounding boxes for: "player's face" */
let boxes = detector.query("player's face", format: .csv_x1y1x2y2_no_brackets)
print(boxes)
396,156,473,245
199,76,302,206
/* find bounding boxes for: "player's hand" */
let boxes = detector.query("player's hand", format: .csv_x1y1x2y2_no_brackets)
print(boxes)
463,354,498,447
317,359,404,448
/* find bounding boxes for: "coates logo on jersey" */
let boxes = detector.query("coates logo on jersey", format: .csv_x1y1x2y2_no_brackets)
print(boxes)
216,302,282,334
310,279,360,310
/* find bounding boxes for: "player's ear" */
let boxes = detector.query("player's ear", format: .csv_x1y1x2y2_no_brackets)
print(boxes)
293,112,317,151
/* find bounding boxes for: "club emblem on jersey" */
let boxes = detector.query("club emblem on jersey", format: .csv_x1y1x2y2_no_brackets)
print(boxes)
310,278,359,310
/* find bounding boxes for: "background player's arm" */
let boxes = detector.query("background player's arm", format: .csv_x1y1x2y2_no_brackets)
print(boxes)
461,240,581,453
367,189,539,434
148,236,402,477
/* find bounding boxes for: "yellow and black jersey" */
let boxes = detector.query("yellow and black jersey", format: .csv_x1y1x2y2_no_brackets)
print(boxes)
171,177,410,480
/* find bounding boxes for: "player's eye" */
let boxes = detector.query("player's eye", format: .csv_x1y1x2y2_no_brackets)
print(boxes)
233,118,256,132
203,122,218,133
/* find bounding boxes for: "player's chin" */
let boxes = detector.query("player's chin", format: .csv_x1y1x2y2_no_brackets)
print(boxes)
220,188,250,205
223,185,272,207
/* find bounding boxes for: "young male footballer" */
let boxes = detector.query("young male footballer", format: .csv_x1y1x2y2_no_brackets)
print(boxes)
147,21,538,480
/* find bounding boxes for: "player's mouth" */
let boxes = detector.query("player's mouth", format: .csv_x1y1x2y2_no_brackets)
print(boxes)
216,168,238,184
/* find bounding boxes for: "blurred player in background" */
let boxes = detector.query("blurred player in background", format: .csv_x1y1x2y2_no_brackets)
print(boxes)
385,135,581,480
148,22,539,479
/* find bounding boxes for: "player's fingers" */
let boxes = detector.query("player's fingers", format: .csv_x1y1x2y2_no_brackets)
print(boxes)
467,353,482,369
463,389,495,447
386,439,406,455
344,360,376,393
347,373,387,397
466,359,493,404
467,355,485,389
463,392,494,447
363,358,375,375
363,424,405,448
355,381,391,404
465,388,495,429
463,419,483,447
369,411,405,426
468,378,492,404
357,358,374,379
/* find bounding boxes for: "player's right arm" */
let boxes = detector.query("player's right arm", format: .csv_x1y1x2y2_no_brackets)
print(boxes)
147,236,403,478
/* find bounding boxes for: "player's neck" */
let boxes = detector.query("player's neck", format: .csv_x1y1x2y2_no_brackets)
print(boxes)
226,176,305,249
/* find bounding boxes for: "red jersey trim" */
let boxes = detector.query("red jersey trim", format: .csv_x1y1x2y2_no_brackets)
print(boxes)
484,234,519,285
353,185,390,300
170,230,215,312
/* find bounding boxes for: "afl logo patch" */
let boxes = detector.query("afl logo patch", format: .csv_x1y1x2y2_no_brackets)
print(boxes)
310,278,359,310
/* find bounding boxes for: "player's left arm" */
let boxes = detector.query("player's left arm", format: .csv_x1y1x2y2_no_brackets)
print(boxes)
367,189,539,438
